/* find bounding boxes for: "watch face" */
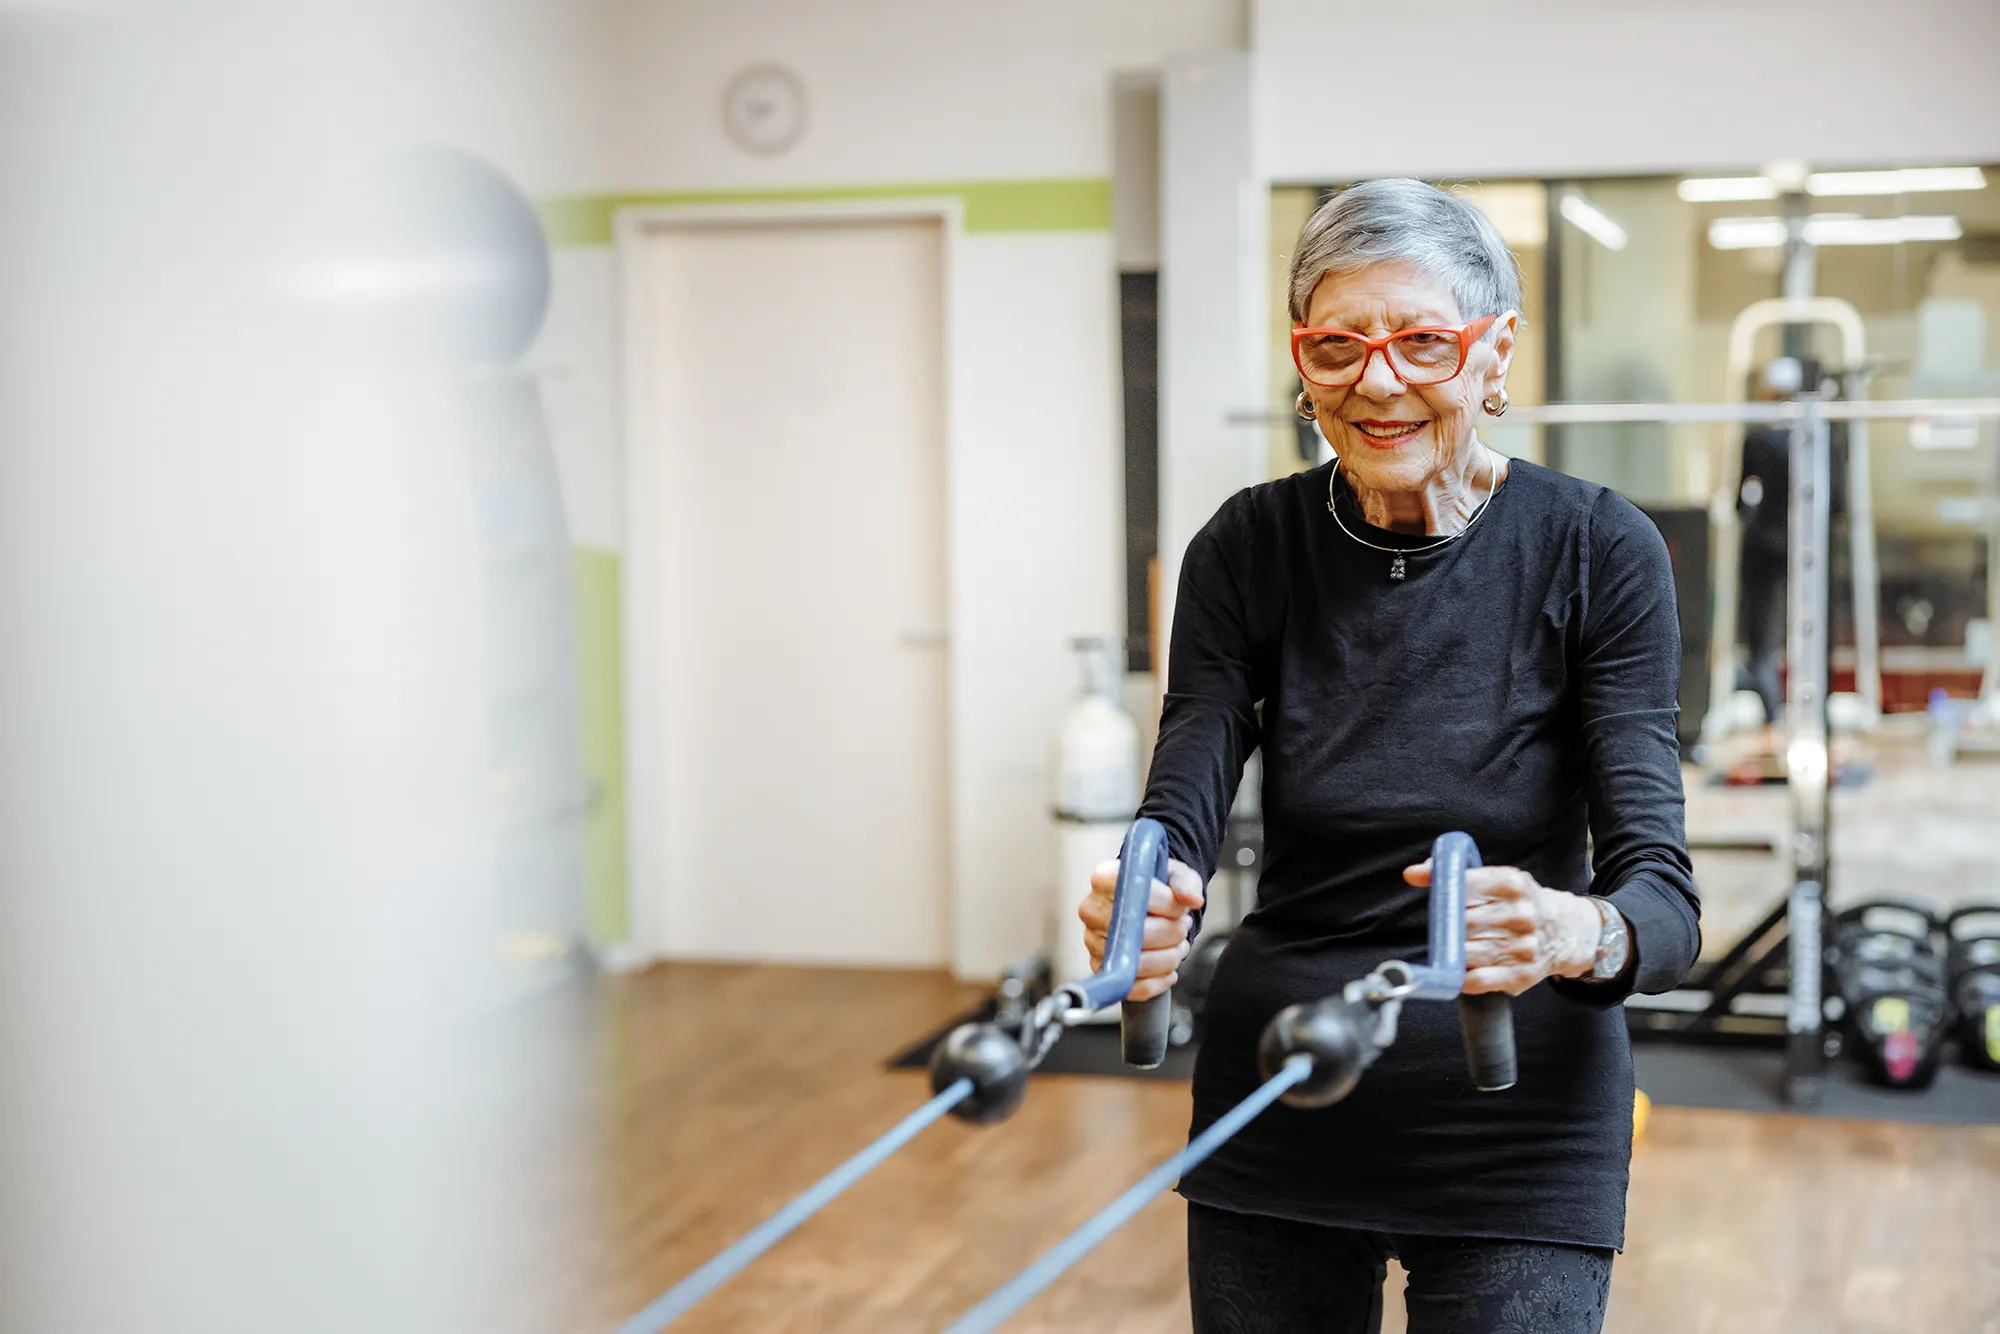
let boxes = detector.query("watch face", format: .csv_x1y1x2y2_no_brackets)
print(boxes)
1596,902,1630,979
722,64,808,155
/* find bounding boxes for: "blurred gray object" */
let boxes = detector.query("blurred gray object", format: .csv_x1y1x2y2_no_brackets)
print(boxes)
413,151,583,978
457,373,586,962
363,148,553,367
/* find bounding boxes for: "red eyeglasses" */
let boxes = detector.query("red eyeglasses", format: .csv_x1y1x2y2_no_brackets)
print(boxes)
1291,313,1500,388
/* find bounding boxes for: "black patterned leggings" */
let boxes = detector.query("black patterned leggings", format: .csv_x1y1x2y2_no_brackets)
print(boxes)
1188,1202,1613,1334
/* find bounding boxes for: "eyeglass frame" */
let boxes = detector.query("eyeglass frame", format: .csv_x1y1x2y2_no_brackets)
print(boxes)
1290,312,1502,389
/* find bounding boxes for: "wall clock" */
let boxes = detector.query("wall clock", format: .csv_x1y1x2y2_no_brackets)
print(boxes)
722,64,808,155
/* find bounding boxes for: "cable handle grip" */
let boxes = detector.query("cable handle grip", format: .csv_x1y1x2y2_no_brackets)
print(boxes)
1062,817,1173,1069
1428,831,1518,1093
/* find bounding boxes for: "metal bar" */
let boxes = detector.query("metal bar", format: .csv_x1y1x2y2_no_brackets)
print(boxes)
1542,179,1567,475
1691,894,1790,1000
1686,836,1778,853
1629,989,1791,1017
1727,299,1866,379
1779,192,1815,360
1707,297,1864,747
1782,397,1832,1107
1224,398,2000,428
1706,416,1748,748
1815,398,2000,421
1699,925,1793,1023
612,1078,976,1333
1985,451,2000,709
1493,402,1789,424
1846,378,1883,721
942,1056,1314,1334
1628,1020,1787,1048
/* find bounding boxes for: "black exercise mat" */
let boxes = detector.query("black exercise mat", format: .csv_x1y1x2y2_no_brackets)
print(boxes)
890,1008,2000,1124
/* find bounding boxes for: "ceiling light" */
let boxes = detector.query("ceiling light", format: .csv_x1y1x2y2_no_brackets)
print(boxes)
1707,217,1789,249
1707,213,1963,250
1679,166,1987,204
1559,192,1627,250
1678,176,1779,202
1810,215,1962,244
1808,166,1986,196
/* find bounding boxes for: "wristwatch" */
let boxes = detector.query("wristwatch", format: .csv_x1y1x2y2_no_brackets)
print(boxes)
1583,896,1630,982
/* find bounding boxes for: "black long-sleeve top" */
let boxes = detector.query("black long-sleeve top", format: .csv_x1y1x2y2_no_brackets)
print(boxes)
1143,459,1699,1251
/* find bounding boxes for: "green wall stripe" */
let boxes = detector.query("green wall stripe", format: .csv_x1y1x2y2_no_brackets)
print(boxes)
573,546,630,946
537,177,1111,247
959,178,1112,233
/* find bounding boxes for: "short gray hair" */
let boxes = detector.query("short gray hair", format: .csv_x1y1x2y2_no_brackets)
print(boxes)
1287,179,1523,329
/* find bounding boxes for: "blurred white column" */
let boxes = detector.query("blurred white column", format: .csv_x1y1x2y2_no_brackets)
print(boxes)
0,6,598,1331
1157,50,1265,653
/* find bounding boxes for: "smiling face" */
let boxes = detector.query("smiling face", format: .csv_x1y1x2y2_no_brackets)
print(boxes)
1299,259,1516,502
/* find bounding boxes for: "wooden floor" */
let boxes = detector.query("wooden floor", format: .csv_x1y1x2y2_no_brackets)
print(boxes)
534,962,2000,1334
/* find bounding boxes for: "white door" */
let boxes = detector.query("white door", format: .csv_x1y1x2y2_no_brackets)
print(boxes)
635,217,949,966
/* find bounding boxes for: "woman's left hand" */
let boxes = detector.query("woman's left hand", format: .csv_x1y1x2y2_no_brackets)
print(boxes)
1402,861,1603,995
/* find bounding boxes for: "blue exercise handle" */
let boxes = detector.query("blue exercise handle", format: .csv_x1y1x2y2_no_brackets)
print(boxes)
948,829,1514,1332
1060,817,1174,1069
1261,830,1514,1101
1423,831,1516,1092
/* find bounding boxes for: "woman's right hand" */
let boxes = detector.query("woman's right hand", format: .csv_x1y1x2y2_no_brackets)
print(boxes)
1076,857,1206,1001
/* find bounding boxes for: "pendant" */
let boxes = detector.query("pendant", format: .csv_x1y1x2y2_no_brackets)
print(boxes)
1389,555,1406,582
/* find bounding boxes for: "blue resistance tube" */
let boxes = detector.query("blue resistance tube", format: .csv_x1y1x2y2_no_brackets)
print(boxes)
940,1055,1314,1334
609,816,1176,1332
613,1077,975,1333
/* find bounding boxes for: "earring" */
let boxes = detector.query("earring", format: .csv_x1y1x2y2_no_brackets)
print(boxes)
1481,389,1510,417
1295,389,1317,421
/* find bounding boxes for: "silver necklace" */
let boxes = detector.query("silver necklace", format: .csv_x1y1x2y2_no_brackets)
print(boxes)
1325,449,1500,582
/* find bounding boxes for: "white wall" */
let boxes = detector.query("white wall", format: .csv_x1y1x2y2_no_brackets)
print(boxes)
600,0,1244,188
382,1,621,194
1257,0,2000,183
528,0,1248,978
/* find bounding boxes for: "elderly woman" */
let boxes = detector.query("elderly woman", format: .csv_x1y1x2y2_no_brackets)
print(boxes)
1079,179,1698,1333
